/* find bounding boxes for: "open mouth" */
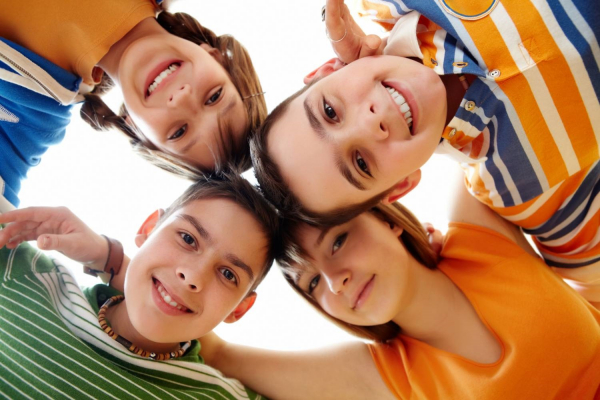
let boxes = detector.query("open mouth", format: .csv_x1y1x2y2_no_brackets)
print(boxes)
383,83,413,135
153,278,192,313
146,62,181,97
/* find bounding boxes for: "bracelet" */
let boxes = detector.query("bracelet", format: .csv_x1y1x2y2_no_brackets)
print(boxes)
84,235,124,281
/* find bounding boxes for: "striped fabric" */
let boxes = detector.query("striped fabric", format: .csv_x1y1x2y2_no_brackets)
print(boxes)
0,242,263,400
359,0,600,268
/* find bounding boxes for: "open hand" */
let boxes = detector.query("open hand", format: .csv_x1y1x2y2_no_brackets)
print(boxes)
0,206,108,270
324,0,383,63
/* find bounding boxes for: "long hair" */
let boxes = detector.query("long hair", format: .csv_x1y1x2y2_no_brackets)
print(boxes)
80,10,267,178
276,202,438,342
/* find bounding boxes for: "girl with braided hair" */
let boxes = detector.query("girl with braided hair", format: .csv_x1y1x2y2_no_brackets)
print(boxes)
0,0,266,211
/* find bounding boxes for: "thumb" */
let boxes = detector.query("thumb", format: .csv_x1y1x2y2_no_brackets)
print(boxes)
37,234,72,253
365,34,382,50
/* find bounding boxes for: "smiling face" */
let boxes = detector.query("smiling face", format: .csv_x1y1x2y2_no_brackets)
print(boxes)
124,198,268,343
118,34,248,169
292,212,417,327
268,56,446,214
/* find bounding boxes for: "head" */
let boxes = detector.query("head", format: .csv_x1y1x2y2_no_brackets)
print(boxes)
251,56,446,225
124,170,279,344
277,202,437,342
81,11,267,178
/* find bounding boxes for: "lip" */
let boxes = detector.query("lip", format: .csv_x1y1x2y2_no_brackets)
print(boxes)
382,81,419,136
352,275,375,310
151,277,193,316
144,59,182,98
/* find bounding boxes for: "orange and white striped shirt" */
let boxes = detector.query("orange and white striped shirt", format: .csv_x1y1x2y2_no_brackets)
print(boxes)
360,0,600,268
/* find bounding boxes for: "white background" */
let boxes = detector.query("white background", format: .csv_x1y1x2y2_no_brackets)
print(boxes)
19,0,457,350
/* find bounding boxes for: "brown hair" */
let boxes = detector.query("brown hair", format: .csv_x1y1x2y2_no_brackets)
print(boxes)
276,202,437,342
158,167,279,293
80,10,267,178
250,84,387,227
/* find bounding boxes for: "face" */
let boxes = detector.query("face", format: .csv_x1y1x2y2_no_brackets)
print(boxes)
118,34,248,169
293,212,417,326
125,198,268,343
269,56,446,213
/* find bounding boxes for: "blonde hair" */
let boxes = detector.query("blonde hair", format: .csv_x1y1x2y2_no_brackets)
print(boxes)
80,10,267,178
277,202,438,342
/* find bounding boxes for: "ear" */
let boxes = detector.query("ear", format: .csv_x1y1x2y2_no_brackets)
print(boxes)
303,58,347,85
134,209,164,248
200,43,224,64
381,169,422,205
224,292,257,323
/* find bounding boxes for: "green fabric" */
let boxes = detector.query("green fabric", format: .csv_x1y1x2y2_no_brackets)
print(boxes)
0,241,262,399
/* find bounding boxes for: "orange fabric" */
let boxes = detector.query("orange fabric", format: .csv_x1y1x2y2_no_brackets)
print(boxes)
0,0,156,84
369,223,600,399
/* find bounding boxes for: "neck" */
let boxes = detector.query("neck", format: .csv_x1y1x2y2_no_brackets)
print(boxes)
391,262,473,346
106,300,181,355
440,74,474,125
98,17,165,84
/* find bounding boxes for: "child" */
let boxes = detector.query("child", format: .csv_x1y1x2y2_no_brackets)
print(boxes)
0,0,266,210
0,171,278,398
199,177,600,400
250,0,600,300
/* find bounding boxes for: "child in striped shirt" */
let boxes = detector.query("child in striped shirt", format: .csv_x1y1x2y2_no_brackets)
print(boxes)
0,172,277,399
249,0,600,304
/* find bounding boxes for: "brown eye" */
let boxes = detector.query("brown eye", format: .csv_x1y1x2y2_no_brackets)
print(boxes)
356,152,371,176
219,267,238,285
206,88,222,105
323,99,338,121
169,124,187,140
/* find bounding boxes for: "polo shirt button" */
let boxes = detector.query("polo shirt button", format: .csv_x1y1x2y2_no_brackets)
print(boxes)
465,101,476,111
431,58,438,65
452,61,469,68
448,128,457,138
488,69,501,78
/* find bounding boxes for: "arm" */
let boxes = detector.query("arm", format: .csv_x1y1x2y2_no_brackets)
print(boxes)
447,168,538,257
324,0,385,63
0,206,128,290
200,333,394,400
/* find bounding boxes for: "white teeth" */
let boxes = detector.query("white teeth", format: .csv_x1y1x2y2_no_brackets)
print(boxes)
147,63,179,95
155,281,187,311
386,86,413,130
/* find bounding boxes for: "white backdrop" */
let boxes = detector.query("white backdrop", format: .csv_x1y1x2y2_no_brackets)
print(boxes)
19,0,457,350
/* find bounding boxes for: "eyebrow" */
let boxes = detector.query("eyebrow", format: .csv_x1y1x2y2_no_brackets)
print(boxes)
177,213,255,281
315,226,333,247
303,98,366,191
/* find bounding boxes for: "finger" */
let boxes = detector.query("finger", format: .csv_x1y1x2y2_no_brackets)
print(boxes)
0,207,54,224
365,34,382,50
325,0,346,40
0,221,40,247
37,233,73,252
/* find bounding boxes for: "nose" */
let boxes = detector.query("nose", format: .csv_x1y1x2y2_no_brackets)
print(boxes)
323,267,351,295
167,83,194,109
364,104,389,140
175,263,206,293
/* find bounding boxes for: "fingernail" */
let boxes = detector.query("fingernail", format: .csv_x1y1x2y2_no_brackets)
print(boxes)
42,236,50,248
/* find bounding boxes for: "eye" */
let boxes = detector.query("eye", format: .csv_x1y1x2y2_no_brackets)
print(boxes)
219,267,238,285
169,124,187,140
179,232,196,247
332,233,348,255
355,152,371,176
206,88,222,105
308,275,320,294
323,98,338,122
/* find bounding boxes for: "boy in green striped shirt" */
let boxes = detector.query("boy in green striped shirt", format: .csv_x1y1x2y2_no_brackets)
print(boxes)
0,172,278,399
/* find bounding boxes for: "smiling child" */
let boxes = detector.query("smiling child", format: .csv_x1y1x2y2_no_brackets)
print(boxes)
0,171,278,398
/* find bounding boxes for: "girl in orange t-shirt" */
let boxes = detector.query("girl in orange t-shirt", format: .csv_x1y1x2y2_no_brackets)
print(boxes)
0,0,265,210
200,179,600,399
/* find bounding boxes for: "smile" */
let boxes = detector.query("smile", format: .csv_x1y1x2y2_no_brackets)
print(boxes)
353,275,375,310
383,83,414,135
146,61,181,97
153,278,192,313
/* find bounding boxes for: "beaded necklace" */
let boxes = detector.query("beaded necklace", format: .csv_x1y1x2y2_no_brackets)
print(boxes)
98,295,192,360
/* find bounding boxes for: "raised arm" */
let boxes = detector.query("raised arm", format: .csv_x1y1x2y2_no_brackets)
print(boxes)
201,332,393,400
0,206,129,290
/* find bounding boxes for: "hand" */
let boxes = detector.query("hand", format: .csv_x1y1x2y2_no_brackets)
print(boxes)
324,0,383,63
0,206,108,270
199,331,226,367
423,223,444,257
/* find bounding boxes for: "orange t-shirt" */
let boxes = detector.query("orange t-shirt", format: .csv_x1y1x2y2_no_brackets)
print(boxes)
0,0,156,84
369,223,600,399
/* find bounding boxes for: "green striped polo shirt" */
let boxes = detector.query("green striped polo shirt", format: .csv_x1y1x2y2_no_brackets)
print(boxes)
0,241,263,399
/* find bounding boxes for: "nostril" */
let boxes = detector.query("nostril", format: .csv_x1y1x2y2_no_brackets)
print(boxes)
190,284,197,290
178,272,185,280
380,123,385,131
343,277,349,285
370,106,375,113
